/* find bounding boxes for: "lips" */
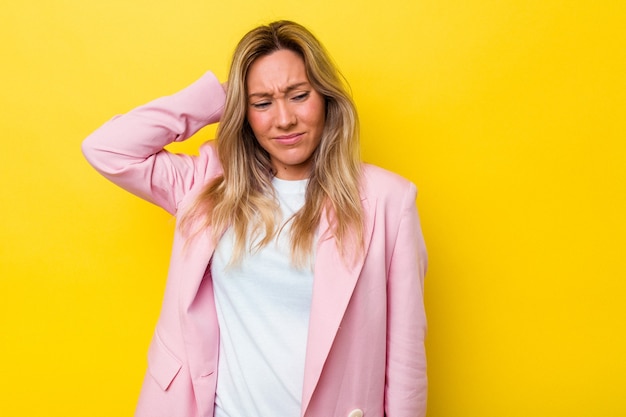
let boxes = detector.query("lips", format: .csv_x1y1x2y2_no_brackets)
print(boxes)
273,133,304,145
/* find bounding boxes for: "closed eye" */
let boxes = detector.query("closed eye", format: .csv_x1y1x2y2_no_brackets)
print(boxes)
251,101,271,109
291,92,310,102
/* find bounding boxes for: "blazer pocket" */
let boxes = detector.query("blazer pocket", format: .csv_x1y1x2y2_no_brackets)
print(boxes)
147,330,183,391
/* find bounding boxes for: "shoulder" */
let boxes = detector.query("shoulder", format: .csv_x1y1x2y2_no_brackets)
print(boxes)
360,163,417,203
196,140,223,177
173,140,223,200
198,140,220,158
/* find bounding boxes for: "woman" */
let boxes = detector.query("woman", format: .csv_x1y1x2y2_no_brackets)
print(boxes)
83,20,427,417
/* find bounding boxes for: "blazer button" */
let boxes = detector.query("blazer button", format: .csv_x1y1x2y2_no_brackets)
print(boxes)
348,409,363,417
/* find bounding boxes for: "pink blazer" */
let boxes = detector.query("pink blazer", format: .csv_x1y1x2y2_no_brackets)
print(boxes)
82,72,427,417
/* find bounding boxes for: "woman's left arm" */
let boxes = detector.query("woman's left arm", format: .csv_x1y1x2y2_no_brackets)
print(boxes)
384,182,428,417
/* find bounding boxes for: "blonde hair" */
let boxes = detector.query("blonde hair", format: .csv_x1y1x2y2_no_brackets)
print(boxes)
181,20,363,266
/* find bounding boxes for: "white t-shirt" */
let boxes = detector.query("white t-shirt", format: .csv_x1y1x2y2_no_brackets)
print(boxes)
212,177,314,417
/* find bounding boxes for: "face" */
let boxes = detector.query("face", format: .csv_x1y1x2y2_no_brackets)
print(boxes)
246,49,326,180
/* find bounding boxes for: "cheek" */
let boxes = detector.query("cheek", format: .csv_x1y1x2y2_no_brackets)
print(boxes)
246,112,265,136
309,102,326,130
310,95,326,125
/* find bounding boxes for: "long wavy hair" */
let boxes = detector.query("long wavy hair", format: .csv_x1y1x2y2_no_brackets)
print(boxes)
180,20,363,266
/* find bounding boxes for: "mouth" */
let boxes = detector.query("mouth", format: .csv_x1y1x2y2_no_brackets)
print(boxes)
274,133,304,145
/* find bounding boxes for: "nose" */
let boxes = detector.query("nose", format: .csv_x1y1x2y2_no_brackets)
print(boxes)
275,101,296,129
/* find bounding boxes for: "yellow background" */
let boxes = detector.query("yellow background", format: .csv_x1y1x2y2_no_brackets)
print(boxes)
1,0,625,415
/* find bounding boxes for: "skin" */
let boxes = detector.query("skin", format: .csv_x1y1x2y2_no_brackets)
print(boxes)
246,49,326,180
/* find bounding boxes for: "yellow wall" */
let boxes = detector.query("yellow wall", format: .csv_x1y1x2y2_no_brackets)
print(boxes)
1,1,624,415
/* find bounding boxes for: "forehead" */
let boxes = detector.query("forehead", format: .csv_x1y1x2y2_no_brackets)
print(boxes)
246,49,309,92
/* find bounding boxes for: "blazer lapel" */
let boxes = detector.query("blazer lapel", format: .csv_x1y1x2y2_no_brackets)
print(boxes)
177,229,221,417
301,196,377,414
175,194,378,416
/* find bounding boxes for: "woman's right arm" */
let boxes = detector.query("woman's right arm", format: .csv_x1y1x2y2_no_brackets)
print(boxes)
81,71,226,215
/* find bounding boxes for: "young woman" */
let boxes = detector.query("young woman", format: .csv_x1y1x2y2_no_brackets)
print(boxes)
83,20,427,417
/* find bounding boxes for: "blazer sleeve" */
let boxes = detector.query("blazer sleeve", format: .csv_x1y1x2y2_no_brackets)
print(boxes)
385,182,428,417
81,71,226,215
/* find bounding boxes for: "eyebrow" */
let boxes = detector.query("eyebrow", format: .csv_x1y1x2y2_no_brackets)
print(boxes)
247,82,310,99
